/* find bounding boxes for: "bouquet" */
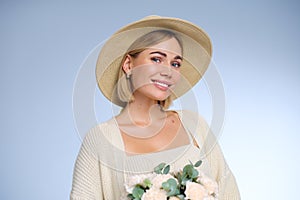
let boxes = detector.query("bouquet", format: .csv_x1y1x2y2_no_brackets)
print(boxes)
122,160,218,200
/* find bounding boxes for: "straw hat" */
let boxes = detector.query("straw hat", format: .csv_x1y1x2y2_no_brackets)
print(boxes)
96,15,212,107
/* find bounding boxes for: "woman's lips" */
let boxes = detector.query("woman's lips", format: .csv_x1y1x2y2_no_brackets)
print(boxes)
151,79,172,91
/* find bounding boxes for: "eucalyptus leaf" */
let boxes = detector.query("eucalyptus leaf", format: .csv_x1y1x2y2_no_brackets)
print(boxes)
183,164,194,177
194,160,202,167
163,165,170,174
181,177,189,186
127,193,134,200
162,178,179,196
132,186,144,199
162,181,170,189
143,178,152,188
191,169,199,179
154,163,166,174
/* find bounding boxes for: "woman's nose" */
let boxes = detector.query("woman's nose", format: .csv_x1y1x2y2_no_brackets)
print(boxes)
160,65,172,78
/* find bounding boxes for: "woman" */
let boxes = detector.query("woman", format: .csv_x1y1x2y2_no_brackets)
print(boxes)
70,16,240,199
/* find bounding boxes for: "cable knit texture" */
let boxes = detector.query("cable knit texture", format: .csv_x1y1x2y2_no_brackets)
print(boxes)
70,110,241,200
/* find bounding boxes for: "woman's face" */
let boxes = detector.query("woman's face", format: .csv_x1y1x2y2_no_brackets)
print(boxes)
128,37,183,101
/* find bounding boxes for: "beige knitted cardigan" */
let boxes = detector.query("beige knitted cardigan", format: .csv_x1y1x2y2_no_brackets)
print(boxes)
70,110,241,199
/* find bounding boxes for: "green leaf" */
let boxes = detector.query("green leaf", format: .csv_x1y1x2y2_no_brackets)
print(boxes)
194,160,202,167
154,163,166,174
143,178,152,188
191,168,199,179
162,181,170,190
162,178,179,196
163,165,170,174
183,164,193,177
132,186,144,200
127,193,134,200
181,176,189,186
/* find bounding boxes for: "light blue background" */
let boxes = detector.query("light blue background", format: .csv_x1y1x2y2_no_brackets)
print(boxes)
1,1,299,199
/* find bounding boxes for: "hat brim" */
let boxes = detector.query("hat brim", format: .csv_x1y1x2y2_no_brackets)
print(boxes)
96,16,212,107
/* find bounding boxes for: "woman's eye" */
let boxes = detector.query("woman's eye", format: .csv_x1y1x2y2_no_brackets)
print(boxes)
172,62,181,68
151,57,161,63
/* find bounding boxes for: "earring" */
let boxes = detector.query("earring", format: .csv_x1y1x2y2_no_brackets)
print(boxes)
126,71,131,79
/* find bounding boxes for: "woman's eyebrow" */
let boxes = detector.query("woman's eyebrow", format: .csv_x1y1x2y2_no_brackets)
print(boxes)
174,55,183,61
150,51,167,57
150,51,182,60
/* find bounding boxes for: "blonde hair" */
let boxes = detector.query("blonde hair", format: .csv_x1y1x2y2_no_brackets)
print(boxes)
117,30,183,109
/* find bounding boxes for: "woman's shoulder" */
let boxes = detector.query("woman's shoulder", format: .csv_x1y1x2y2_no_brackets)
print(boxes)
90,117,118,131
79,118,124,159
81,118,119,142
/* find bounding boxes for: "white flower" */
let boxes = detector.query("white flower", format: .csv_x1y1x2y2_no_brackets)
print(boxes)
185,181,208,200
197,171,218,196
151,174,176,189
124,173,154,193
169,196,181,200
122,162,219,200
141,188,167,200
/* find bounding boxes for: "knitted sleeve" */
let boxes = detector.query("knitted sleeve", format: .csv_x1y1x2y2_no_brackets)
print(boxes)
199,118,241,199
183,110,241,200
206,138,241,199
70,135,103,200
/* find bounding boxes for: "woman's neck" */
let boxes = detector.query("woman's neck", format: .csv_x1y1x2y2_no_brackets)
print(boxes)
121,96,166,127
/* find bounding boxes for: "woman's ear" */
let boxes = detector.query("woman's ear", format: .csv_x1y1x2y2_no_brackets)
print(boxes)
122,55,133,74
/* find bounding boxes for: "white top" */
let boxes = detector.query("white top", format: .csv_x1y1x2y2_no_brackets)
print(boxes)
70,110,241,199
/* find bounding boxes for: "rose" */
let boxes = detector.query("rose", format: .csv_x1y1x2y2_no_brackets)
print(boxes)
141,188,167,200
185,181,208,200
197,171,218,196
